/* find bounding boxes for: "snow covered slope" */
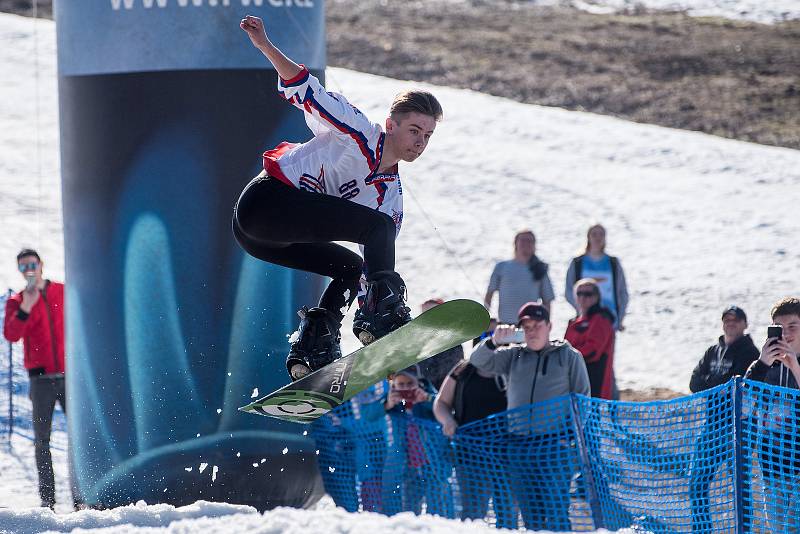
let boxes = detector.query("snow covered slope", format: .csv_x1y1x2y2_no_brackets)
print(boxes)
1,10,799,532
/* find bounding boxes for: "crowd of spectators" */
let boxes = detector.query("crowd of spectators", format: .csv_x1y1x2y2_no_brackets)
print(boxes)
483,223,627,400
314,223,800,531
7,225,800,529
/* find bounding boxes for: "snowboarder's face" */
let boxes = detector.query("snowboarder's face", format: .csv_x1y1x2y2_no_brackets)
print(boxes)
386,112,437,162
520,318,551,351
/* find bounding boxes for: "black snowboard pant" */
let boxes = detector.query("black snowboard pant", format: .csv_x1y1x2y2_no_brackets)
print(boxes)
30,373,66,509
232,173,397,318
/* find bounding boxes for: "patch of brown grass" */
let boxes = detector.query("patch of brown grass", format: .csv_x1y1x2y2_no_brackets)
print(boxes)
326,0,800,149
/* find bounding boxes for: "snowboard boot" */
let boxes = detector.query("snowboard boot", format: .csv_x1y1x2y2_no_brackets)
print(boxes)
352,270,412,345
286,306,343,380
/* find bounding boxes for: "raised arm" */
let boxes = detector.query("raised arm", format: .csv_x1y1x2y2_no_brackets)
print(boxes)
3,298,23,342
240,15,303,81
434,373,459,437
242,15,380,148
470,328,516,376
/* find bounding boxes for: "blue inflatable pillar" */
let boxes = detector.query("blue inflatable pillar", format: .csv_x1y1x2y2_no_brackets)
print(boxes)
55,1,327,510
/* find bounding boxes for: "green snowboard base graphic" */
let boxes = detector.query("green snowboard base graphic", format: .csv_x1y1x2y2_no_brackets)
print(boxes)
239,299,489,423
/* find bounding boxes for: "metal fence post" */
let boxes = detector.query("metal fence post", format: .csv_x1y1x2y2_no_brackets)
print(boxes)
570,393,604,529
732,377,744,534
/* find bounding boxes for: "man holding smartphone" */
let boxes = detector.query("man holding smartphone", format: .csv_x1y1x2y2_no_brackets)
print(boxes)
3,249,68,510
744,297,800,530
470,302,589,531
471,302,590,409
745,298,800,387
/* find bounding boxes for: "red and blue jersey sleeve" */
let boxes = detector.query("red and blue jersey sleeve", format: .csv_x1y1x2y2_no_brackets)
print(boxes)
277,67,382,165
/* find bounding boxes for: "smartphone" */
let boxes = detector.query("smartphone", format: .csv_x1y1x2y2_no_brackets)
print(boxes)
24,274,37,291
511,329,525,344
768,324,783,345
397,390,416,402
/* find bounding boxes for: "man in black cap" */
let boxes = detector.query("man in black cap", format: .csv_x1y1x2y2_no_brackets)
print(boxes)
688,305,759,532
689,306,759,393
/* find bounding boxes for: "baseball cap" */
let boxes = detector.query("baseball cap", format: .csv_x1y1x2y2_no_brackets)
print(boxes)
722,305,747,322
517,302,550,325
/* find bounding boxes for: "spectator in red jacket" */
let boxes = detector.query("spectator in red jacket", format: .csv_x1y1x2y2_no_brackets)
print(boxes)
3,249,66,510
564,278,615,399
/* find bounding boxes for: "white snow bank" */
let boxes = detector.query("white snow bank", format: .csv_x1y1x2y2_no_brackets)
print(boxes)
0,499,626,533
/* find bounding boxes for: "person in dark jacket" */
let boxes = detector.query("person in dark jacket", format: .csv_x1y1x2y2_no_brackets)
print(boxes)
743,297,800,531
690,305,760,393
564,278,616,399
433,360,512,527
689,305,759,532
3,249,68,510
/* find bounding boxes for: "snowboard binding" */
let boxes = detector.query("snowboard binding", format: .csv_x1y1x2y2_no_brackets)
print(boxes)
353,270,412,345
286,306,343,380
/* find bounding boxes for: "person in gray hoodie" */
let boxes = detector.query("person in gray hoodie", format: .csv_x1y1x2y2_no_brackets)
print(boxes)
470,303,590,411
470,302,590,531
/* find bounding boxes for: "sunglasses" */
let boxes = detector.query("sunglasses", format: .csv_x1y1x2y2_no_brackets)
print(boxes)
18,262,39,273
576,291,597,298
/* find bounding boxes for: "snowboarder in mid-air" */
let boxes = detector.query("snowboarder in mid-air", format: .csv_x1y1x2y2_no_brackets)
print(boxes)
233,15,443,380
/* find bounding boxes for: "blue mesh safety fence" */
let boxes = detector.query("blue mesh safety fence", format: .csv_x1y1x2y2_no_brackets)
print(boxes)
4,281,800,532
312,378,800,532
741,379,800,532
0,291,68,449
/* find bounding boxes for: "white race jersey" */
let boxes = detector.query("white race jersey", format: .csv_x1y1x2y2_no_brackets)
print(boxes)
263,67,403,234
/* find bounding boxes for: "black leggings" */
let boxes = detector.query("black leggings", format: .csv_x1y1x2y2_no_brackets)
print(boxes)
232,174,397,317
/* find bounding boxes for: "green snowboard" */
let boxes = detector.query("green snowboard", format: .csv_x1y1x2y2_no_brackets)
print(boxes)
239,299,489,424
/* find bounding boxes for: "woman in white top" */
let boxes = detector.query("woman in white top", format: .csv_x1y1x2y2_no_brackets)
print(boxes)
565,224,629,331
